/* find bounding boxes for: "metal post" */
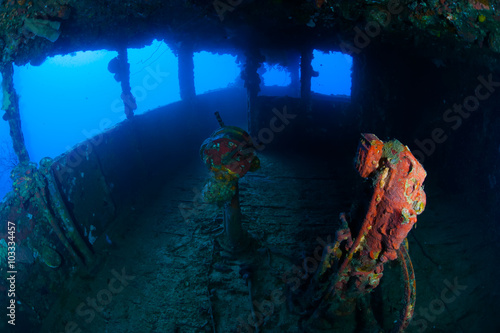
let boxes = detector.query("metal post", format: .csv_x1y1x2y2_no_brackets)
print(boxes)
1,62,30,163
300,47,314,112
117,46,136,119
288,52,301,98
223,183,249,252
178,42,196,102
108,46,136,119
242,48,264,136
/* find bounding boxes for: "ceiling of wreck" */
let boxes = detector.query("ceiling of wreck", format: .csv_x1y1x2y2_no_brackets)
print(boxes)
1,0,500,68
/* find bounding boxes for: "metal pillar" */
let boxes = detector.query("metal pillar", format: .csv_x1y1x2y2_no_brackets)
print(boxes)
288,52,301,98
108,46,136,119
178,42,196,102
223,183,249,252
1,62,30,163
300,48,314,112
242,48,264,136
118,46,136,119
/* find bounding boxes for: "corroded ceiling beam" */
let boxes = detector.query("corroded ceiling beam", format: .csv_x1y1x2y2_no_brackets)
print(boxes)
0,1,498,69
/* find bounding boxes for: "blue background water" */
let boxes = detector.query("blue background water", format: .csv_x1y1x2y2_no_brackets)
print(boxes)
0,39,352,199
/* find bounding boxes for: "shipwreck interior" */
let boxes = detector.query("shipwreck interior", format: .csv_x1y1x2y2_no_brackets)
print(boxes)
1,1,500,332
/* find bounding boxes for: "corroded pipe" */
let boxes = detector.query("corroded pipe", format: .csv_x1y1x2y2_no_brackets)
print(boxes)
214,111,225,127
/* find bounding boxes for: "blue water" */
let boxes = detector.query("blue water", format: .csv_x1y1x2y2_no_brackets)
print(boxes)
0,40,351,199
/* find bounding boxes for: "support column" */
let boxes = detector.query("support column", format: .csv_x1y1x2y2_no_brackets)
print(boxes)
108,46,136,119
177,42,196,102
242,48,264,136
223,183,249,252
300,47,314,112
288,52,301,98
1,63,30,163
